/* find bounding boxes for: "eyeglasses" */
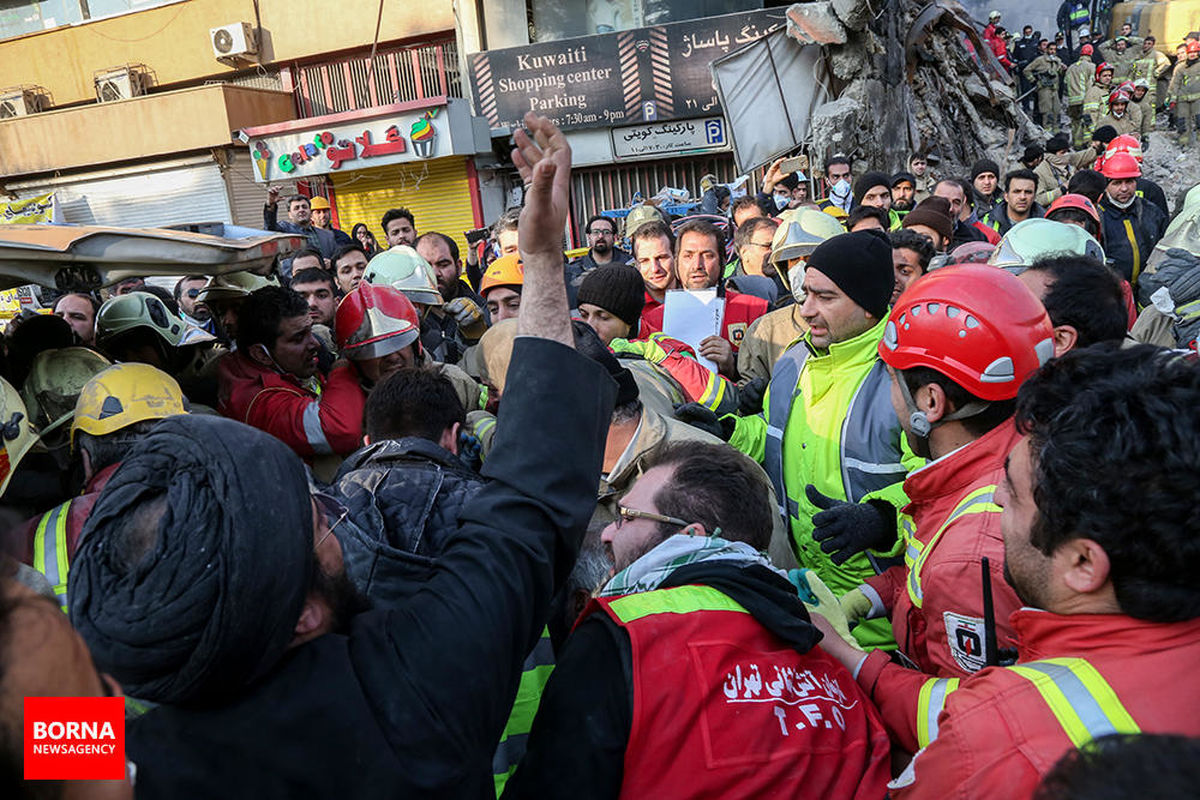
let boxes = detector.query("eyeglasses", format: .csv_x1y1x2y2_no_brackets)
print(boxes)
314,493,349,549
588,229,615,236
749,241,774,249
616,505,690,529
185,289,202,299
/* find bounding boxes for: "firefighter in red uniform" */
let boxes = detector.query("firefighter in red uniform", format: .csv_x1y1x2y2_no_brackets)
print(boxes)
504,441,891,800
217,285,365,461
812,344,1200,799
834,265,1055,678
640,218,768,379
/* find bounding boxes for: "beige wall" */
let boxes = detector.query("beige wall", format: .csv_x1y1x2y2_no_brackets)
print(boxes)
0,84,295,177
0,0,454,107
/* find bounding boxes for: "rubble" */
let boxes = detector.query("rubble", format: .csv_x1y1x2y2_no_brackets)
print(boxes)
789,0,1042,177
785,2,849,46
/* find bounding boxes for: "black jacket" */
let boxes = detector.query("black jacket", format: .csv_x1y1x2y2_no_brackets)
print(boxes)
126,337,617,799
502,562,821,799
333,437,485,606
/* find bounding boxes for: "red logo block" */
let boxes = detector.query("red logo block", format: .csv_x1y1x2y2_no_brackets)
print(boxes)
24,697,125,780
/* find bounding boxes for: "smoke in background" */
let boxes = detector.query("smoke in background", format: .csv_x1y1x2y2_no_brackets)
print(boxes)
961,0,1057,38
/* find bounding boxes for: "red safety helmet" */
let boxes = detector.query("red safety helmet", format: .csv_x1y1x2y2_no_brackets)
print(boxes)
1101,151,1142,180
1108,89,1130,107
1080,44,1094,56
945,241,996,266
1095,62,1114,79
1046,193,1102,227
1188,40,1200,56
1105,133,1144,162
1118,80,1135,95
879,264,1054,401
334,282,420,360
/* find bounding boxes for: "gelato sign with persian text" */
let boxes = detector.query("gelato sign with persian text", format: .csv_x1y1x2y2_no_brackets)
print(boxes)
249,108,443,183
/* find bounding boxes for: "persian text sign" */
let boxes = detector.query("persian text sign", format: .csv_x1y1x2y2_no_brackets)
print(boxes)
612,117,727,159
470,9,785,131
0,192,57,224
250,108,445,183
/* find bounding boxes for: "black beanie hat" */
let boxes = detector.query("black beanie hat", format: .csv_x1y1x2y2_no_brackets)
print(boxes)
804,230,894,319
571,320,639,407
1046,133,1071,153
1092,125,1118,145
854,171,892,204
577,264,646,329
970,158,1001,181
890,171,917,188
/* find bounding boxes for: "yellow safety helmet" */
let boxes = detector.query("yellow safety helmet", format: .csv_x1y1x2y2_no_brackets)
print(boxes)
21,347,112,441
0,377,38,497
71,363,187,443
770,208,846,291
196,271,281,305
479,254,525,298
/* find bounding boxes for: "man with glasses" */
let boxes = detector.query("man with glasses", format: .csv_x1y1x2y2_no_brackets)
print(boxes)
567,214,631,290
70,113,621,796
505,440,891,798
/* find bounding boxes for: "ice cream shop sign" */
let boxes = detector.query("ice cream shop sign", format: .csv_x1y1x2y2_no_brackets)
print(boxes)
246,107,444,183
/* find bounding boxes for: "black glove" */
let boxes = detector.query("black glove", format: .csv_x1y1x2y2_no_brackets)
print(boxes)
738,377,768,415
673,403,735,441
805,484,897,566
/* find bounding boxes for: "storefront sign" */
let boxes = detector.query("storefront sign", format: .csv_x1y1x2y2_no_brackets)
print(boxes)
0,192,58,224
249,108,445,183
470,9,785,132
611,117,727,160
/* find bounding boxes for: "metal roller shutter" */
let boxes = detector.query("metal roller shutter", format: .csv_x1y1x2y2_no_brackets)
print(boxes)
330,158,478,255
568,153,749,243
10,157,232,229
222,148,312,229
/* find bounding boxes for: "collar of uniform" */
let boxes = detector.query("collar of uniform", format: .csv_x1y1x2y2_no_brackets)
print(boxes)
603,412,649,486
1012,607,1200,662
902,416,1021,503
804,314,888,366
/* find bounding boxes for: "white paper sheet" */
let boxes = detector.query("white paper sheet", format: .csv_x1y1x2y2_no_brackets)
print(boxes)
662,288,725,372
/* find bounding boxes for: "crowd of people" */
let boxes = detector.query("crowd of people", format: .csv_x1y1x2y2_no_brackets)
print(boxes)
1,88,1199,798
981,10,1200,149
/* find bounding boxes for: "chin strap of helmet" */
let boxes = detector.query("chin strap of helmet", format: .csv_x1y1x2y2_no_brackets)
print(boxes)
895,371,991,459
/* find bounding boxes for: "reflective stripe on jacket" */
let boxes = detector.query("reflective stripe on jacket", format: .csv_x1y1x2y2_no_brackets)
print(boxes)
493,628,554,795
858,610,1200,799
592,584,892,800
730,318,922,649
33,500,72,612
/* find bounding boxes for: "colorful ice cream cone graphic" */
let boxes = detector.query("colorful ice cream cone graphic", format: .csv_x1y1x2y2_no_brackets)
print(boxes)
411,112,437,158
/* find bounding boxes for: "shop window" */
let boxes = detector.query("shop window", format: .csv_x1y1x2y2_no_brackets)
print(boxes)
0,0,183,41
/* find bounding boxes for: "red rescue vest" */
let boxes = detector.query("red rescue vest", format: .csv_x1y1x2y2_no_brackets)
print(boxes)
588,584,891,800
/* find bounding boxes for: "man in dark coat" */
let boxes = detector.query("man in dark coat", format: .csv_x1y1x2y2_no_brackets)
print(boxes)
69,113,612,800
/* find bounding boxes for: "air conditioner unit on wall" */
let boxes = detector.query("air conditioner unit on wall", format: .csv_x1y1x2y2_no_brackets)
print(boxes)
0,87,49,118
211,22,258,63
94,66,150,103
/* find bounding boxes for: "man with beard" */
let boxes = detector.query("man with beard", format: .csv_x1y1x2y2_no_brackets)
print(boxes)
828,265,1054,686
810,345,1200,800
640,218,768,378
70,111,618,798
566,215,630,289
890,172,917,217
504,441,892,799
983,170,1044,236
